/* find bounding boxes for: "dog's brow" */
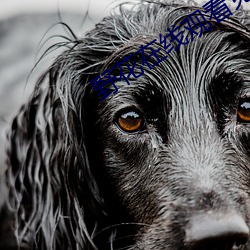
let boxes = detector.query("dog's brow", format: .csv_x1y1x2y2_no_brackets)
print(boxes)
90,0,240,101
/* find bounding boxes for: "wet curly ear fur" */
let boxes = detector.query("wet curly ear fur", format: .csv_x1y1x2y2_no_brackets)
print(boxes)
1,14,133,247
4,65,102,249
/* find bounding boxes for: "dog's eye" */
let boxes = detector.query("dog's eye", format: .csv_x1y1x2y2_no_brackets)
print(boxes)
237,99,250,123
116,110,144,133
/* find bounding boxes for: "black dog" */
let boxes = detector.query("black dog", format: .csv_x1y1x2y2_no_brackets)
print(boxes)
1,0,250,249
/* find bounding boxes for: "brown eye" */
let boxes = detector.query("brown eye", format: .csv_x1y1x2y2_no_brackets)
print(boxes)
116,110,144,133
237,99,250,123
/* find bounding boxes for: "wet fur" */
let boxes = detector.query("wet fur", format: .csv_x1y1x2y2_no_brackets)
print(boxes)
2,0,250,249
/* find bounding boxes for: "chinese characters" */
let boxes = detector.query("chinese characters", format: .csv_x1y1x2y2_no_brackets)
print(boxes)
90,0,243,101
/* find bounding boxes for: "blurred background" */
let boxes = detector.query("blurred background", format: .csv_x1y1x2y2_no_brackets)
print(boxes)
0,0,249,175
0,0,121,173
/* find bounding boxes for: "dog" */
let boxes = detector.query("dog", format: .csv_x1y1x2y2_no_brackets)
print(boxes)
1,0,250,249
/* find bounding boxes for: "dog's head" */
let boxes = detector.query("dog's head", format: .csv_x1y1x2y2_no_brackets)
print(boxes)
3,1,250,250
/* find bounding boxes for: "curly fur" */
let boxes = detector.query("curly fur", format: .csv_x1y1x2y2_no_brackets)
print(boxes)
1,0,250,249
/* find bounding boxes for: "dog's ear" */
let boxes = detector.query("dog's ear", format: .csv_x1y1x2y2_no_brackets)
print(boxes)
3,50,104,249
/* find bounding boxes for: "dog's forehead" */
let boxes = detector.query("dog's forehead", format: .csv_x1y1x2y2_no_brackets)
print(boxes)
101,32,250,134
96,5,250,124
111,30,250,104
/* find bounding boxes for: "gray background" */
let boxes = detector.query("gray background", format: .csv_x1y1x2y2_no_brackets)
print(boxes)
0,0,119,173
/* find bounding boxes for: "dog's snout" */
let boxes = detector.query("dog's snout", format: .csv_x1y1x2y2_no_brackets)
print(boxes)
185,213,249,250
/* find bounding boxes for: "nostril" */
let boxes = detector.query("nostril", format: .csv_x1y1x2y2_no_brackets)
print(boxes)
235,236,248,248
185,213,249,250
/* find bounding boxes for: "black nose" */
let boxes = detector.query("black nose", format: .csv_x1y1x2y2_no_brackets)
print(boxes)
185,213,249,250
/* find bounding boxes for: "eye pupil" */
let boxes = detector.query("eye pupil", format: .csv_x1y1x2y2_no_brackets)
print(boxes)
116,110,144,133
237,99,250,123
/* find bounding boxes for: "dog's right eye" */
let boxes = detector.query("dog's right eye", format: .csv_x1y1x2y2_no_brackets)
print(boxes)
116,110,145,133
237,98,250,123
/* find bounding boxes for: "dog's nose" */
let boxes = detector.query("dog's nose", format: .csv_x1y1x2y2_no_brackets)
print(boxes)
185,213,249,250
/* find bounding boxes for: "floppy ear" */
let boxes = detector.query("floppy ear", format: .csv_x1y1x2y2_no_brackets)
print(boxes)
3,48,105,249
1,5,156,247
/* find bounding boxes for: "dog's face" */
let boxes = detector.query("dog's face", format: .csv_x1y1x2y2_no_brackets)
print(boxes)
4,2,250,250
87,8,250,250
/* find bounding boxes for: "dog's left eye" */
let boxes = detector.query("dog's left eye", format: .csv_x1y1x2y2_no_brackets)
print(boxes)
116,110,145,133
237,99,250,123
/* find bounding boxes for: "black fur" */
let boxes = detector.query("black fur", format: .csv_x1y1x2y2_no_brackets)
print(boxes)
2,0,250,249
